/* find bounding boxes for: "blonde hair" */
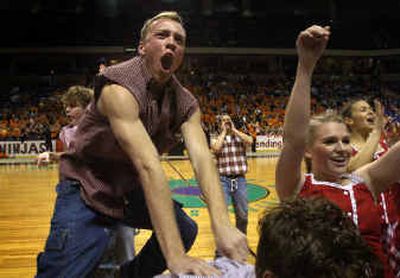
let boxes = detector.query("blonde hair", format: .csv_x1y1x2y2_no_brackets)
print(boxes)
307,111,345,147
61,86,93,108
305,112,346,173
140,11,184,41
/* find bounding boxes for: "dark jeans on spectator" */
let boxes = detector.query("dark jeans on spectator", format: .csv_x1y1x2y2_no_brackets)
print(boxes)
36,179,198,278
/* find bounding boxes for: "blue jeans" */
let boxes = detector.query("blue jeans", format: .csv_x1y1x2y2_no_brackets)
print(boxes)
220,176,248,235
36,179,198,278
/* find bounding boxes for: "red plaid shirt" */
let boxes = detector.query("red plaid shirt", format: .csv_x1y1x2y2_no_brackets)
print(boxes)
59,57,198,219
216,134,248,176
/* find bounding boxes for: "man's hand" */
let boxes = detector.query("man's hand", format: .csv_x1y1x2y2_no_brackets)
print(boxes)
296,25,330,72
36,152,50,166
214,224,249,262
167,254,221,276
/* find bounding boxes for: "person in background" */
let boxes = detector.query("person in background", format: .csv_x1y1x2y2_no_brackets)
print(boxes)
341,99,387,172
341,99,400,276
211,114,253,239
37,85,136,274
36,85,93,165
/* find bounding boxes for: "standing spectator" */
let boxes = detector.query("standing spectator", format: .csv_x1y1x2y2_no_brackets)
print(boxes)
211,114,253,240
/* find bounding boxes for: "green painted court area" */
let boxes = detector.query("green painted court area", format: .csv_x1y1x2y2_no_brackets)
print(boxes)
169,178,269,208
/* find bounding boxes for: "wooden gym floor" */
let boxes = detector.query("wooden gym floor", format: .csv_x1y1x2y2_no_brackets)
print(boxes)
0,157,279,277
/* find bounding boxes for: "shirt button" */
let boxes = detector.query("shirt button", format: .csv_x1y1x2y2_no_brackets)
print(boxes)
344,191,349,195
347,212,352,217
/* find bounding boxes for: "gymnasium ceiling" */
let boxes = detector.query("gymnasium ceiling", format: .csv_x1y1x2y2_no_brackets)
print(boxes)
1,0,400,49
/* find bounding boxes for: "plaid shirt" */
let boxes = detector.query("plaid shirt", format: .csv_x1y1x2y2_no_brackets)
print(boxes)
216,134,248,176
60,57,198,219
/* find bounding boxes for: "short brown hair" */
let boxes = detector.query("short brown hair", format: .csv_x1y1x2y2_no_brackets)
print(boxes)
256,197,382,278
140,11,184,42
61,85,93,108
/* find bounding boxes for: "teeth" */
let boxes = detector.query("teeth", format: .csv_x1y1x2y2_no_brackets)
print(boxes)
331,157,346,162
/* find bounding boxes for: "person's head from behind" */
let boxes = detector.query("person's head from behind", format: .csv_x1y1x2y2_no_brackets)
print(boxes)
256,197,382,278
304,112,352,180
138,11,186,83
61,86,93,126
341,99,376,135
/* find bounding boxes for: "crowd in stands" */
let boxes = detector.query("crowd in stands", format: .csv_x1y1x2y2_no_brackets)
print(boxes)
181,62,400,144
0,87,69,142
0,57,399,148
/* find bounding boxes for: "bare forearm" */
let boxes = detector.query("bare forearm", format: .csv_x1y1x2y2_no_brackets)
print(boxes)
183,110,230,228
211,131,226,153
100,84,187,264
366,141,400,193
276,62,314,200
283,63,313,147
348,130,381,171
191,150,230,227
138,163,186,260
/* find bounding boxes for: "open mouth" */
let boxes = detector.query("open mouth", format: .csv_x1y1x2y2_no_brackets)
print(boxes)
161,53,173,71
366,117,375,124
330,156,348,167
